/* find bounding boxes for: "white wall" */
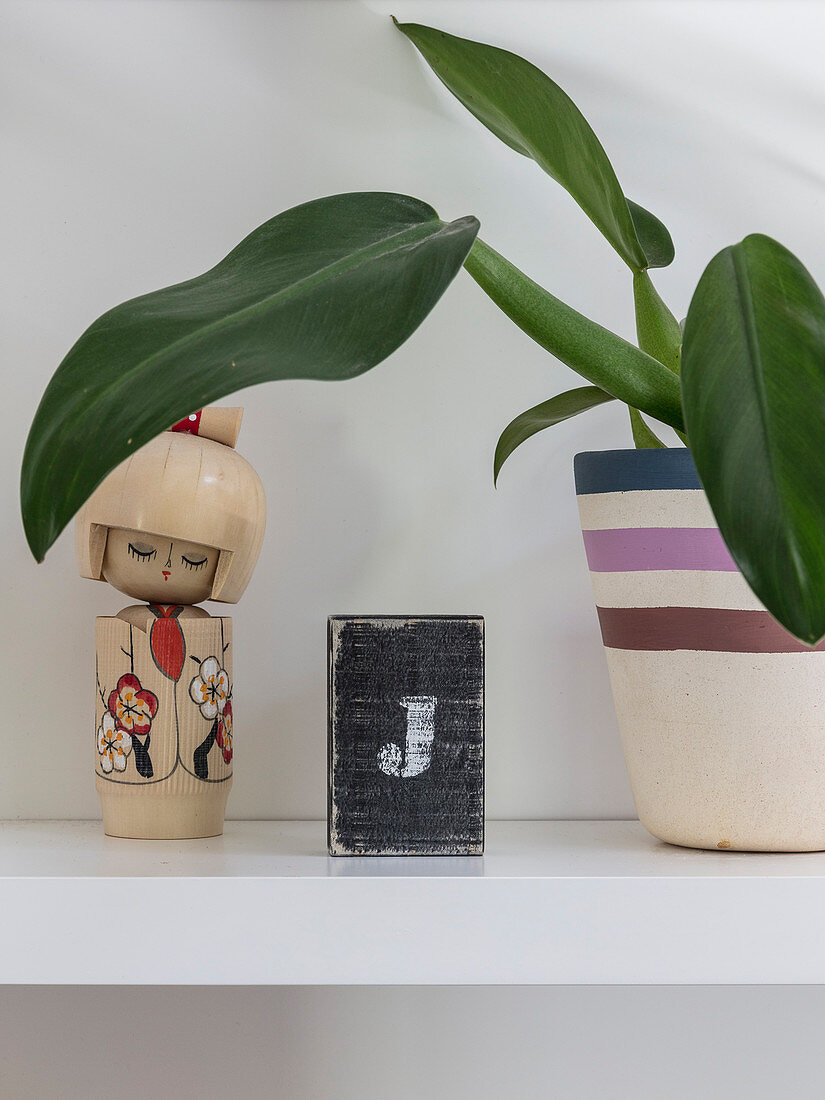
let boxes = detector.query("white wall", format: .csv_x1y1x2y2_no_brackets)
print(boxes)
4,0,825,823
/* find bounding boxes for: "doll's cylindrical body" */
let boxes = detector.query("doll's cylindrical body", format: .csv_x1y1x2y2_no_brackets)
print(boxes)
94,605,234,838
76,407,265,838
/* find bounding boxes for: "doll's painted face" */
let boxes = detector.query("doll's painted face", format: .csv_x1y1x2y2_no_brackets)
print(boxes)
102,528,220,605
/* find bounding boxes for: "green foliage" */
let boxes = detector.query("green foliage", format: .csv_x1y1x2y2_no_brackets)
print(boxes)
400,20,825,643
397,16,683,465
21,17,825,645
627,201,675,270
682,235,825,644
394,19,672,273
464,239,684,431
21,193,478,561
632,271,681,374
628,408,665,449
494,387,615,484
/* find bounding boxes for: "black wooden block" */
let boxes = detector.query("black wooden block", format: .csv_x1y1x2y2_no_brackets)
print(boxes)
328,615,484,856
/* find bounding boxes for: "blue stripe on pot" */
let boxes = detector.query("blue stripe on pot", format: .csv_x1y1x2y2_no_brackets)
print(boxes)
574,447,702,495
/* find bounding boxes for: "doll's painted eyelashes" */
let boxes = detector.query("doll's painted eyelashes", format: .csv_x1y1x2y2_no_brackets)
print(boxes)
181,554,208,571
128,542,157,562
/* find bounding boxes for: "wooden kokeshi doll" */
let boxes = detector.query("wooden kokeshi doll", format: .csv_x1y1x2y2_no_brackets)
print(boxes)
75,407,266,839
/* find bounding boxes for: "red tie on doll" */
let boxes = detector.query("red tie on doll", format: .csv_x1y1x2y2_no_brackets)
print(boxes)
148,604,186,681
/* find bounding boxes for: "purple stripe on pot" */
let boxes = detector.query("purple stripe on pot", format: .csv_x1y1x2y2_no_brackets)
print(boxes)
596,606,825,653
582,528,738,572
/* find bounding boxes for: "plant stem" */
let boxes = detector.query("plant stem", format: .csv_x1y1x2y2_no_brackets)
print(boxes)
631,269,688,445
633,270,681,373
628,407,665,448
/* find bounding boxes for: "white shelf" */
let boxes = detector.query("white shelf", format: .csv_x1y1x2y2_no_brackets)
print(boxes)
3,819,825,985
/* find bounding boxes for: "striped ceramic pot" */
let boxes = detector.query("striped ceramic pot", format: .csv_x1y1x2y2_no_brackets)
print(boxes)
575,447,825,853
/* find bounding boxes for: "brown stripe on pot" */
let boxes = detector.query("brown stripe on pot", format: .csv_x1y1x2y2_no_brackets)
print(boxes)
596,605,825,653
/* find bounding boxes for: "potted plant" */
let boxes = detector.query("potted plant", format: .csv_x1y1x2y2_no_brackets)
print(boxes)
21,20,825,851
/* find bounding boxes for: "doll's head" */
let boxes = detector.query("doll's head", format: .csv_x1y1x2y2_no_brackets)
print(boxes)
75,408,266,605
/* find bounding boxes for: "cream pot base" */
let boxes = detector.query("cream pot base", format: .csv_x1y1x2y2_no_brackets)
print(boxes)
605,648,825,852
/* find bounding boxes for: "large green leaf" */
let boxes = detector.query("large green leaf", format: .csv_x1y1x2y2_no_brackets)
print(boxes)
395,20,672,272
494,385,615,484
682,234,825,644
464,238,685,431
21,192,479,561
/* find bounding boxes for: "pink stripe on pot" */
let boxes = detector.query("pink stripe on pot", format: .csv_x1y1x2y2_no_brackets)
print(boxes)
582,527,738,573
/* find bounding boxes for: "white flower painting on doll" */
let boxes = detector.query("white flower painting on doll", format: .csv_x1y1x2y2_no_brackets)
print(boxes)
189,657,230,720
97,711,133,773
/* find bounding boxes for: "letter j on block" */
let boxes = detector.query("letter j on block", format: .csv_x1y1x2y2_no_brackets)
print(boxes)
378,696,438,778
327,616,484,855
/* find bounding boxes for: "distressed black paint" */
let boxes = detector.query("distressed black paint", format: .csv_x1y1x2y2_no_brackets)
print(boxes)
328,616,484,856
